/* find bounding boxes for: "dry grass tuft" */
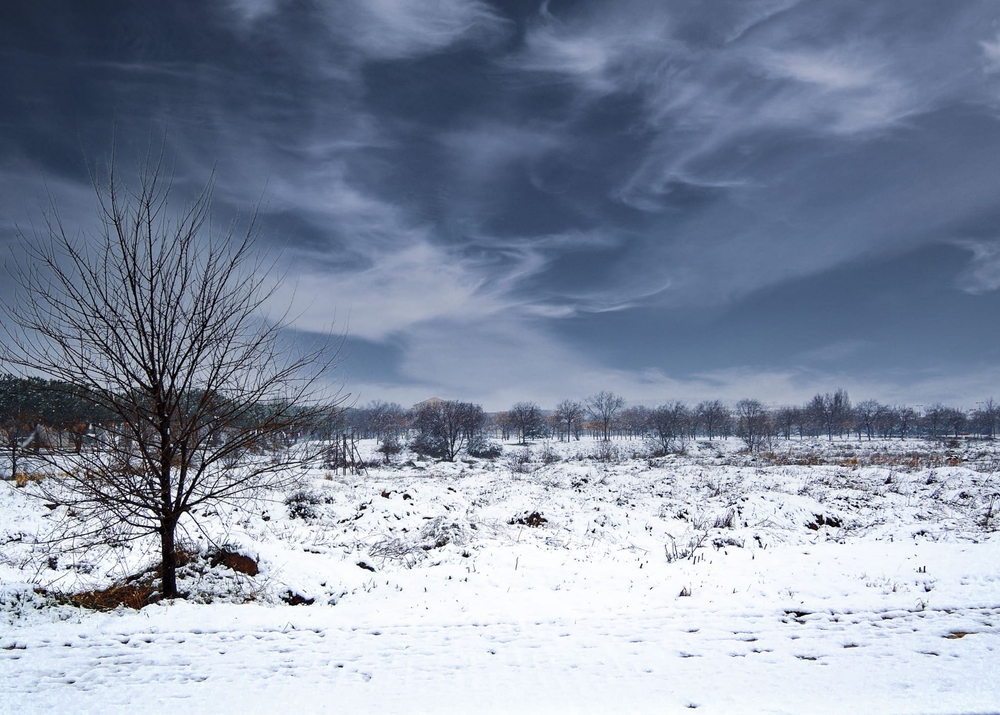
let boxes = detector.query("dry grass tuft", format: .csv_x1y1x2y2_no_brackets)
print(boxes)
40,581,160,611
69,583,158,610
13,471,46,488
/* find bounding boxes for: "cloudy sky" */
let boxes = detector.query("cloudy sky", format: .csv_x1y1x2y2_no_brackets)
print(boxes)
4,0,1000,410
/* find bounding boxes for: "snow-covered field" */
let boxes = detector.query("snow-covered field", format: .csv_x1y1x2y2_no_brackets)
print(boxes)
2,437,999,714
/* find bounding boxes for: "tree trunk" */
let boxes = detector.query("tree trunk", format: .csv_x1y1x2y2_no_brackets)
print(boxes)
9,439,20,481
160,516,179,598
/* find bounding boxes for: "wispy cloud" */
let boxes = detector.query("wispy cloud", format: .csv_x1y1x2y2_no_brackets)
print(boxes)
747,45,915,134
982,34,1000,71
274,241,499,341
226,0,280,23
228,0,509,61
955,239,1000,294
512,0,924,138
511,1,677,95
511,1,975,199
344,0,509,60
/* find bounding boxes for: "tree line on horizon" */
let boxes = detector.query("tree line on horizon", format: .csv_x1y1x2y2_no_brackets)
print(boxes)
306,388,1000,460
6,376,997,470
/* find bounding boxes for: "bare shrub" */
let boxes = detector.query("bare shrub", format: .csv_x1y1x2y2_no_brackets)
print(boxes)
539,442,561,464
285,490,323,520
369,536,426,568
590,441,622,464
983,493,1000,531
420,516,469,549
376,436,403,465
506,447,534,474
468,439,503,459
713,508,736,529
509,510,547,527
664,531,708,562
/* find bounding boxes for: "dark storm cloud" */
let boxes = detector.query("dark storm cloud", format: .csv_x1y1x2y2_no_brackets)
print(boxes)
502,0,1000,307
3,0,1000,408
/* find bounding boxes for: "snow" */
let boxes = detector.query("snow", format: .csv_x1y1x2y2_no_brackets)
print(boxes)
2,437,999,713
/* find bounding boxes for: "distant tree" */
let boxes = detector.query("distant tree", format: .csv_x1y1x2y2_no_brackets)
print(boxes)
696,400,729,441
735,399,774,453
647,402,688,454
0,375,111,466
922,404,948,439
854,400,883,441
803,394,826,438
872,403,896,439
920,404,968,439
774,406,800,440
357,401,383,439
586,390,625,441
551,399,584,441
360,400,407,440
411,400,485,461
508,401,547,444
829,389,852,439
941,407,968,439
0,375,42,480
972,398,999,438
805,390,851,440
494,410,515,441
619,405,651,440
50,382,113,452
895,406,917,438
384,403,410,439
338,406,364,437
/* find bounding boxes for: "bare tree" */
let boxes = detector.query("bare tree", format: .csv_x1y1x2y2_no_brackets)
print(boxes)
411,400,485,461
695,400,729,441
0,375,40,480
618,405,651,440
972,398,999,439
803,394,825,438
647,402,688,454
805,390,852,440
586,390,625,441
877,402,897,440
922,403,948,439
855,400,883,441
773,406,800,441
895,406,917,438
829,389,853,439
508,401,547,444
941,406,968,439
551,399,584,441
493,410,515,441
735,399,774,453
355,400,406,440
1,152,339,598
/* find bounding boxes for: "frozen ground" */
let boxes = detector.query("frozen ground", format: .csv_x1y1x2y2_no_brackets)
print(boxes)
2,437,999,713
